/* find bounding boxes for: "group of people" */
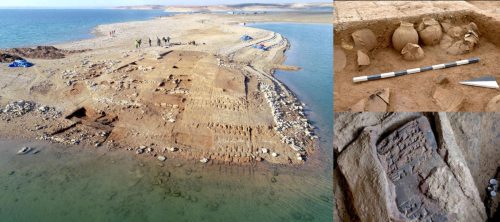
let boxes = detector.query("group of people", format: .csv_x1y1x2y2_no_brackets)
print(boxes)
135,36,171,48
109,30,116,37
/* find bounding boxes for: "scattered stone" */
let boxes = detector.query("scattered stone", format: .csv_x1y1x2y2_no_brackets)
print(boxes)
38,106,49,113
271,177,277,183
2,100,36,117
136,148,144,155
271,152,279,157
200,158,209,163
8,171,15,176
17,147,33,155
157,156,166,162
261,148,269,154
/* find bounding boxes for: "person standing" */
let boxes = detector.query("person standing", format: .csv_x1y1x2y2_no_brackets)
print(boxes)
135,39,142,48
157,37,161,46
167,36,171,43
148,38,152,47
162,37,167,45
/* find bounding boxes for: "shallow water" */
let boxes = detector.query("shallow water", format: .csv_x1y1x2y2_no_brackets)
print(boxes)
0,9,167,49
249,23,334,163
0,140,332,222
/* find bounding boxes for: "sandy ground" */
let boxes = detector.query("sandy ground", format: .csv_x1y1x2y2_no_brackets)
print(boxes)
0,12,332,165
334,1,500,112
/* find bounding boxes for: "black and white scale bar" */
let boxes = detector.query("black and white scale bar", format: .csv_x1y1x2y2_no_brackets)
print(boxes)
353,57,480,83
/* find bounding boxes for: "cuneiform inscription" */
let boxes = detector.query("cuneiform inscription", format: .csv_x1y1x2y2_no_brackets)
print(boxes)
376,116,447,221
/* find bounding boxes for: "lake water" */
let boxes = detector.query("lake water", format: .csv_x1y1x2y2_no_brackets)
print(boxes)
249,23,334,163
0,139,333,222
0,19,333,222
0,9,167,49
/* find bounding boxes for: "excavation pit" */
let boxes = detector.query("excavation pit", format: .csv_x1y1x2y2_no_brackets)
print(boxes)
334,9,500,112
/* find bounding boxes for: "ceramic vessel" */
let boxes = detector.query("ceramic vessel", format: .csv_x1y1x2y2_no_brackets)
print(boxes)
417,18,443,46
352,28,377,51
392,22,419,52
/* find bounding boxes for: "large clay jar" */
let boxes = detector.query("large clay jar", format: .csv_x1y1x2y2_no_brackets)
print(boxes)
392,22,419,52
352,28,377,51
417,18,443,46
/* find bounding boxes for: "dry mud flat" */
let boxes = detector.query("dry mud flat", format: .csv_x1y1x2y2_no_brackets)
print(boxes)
334,1,500,112
333,112,500,222
0,13,321,165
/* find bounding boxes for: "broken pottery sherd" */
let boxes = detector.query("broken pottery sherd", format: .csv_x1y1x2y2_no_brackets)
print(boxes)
349,88,390,112
401,43,425,61
334,46,347,72
357,50,370,66
433,87,464,111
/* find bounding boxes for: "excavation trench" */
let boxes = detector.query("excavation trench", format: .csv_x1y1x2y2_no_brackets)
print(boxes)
334,10,500,112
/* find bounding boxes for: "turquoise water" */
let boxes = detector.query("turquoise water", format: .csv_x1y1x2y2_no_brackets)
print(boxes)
0,139,333,222
0,9,167,49
249,23,333,164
